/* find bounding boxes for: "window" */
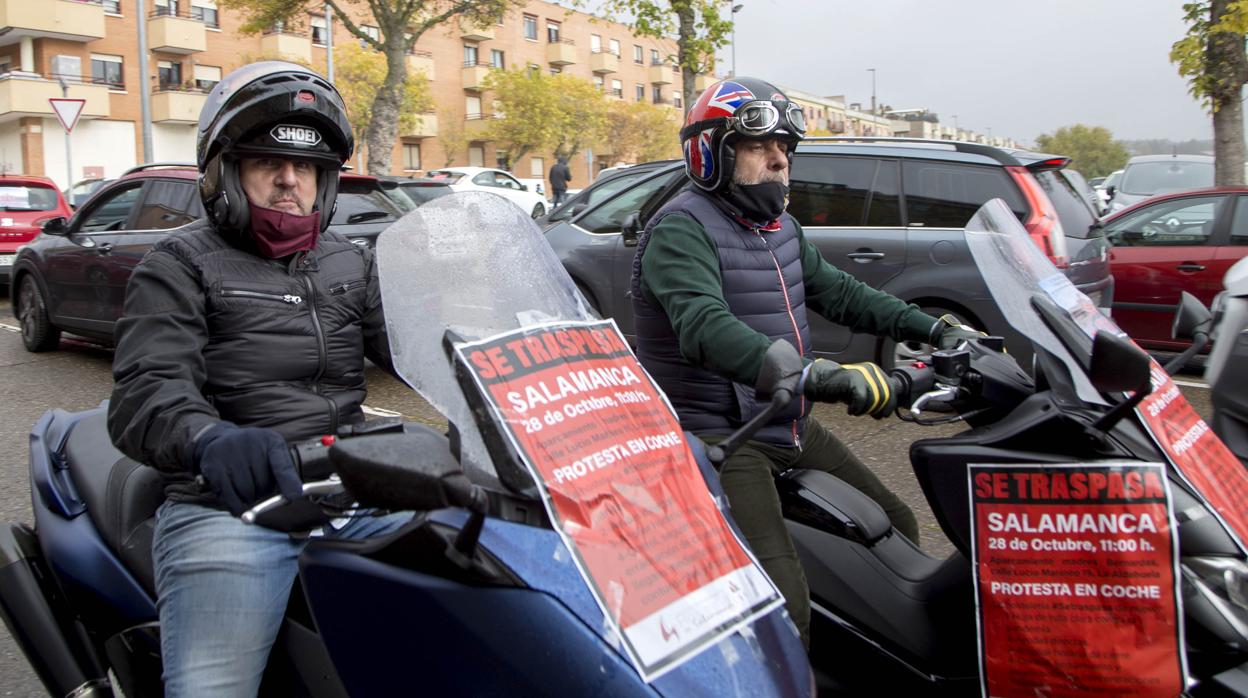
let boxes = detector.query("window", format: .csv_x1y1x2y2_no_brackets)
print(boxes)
403,143,422,171
788,156,901,227
530,157,544,178
577,170,683,234
609,39,620,55
330,179,403,226
157,60,182,89
490,49,505,69
152,0,178,16
652,85,662,103
193,64,220,91
1107,196,1225,247
593,75,605,91
102,0,121,12
673,94,682,109
547,22,560,43
523,15,538,41
468,146,485,167
1120,160,1214,197
526,63,540,77
549,67,561,76
76,183,143,233
0,184,59,212
1038,170,1097,239
547,169,652,222
902,161,1025,228
134,180,197,230
311,15,327,45
633,45,643,64
590,34,602,52
361,24,380,43
650,49,660,65
90,54,124,89
465,95,482,118
496,150,510,170
463,43,479,66
51,55,81,81
190,0,217,27
611,79,622,97
635,84,644,101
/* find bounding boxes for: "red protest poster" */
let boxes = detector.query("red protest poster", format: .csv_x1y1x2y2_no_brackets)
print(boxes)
969,463,1186,698
1137,360,1248,553
453,320,782,680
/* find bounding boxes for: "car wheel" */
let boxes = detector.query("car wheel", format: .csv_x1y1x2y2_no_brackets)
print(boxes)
18,275,60,352
876,305,971,370
531,203,546,219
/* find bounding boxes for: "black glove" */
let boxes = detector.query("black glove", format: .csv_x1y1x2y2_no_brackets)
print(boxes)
928,314,985,351
193,422,302,517
801,359,896,419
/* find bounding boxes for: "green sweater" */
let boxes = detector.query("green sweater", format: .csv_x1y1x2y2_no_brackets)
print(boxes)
638,213,939,386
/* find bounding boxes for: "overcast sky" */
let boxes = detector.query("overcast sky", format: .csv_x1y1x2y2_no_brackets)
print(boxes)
715,0,1211,145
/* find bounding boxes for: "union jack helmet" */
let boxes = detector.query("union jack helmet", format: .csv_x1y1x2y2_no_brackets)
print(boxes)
680,77,806,191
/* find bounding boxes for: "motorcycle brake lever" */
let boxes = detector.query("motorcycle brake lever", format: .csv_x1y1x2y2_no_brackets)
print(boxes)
910,385,960,417
241,475,345,524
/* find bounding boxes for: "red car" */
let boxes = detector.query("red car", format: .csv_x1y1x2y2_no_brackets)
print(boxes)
0,174,73,284
1105,186,1248,350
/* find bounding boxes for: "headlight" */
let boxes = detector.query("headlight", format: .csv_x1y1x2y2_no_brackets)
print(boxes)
1184,555,1248,643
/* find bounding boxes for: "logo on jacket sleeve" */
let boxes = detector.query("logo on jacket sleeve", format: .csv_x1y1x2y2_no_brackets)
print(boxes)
270,124,322,146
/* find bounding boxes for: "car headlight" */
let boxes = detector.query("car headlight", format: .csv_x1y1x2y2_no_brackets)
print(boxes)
1184,555,1248,644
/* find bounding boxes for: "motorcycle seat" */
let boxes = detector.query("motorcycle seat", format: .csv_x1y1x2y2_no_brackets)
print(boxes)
778,469,892,545
64,410,163,595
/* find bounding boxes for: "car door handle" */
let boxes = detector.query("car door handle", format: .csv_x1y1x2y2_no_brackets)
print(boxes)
1176,263,1205,272
846,251,885,261
96,242,113,255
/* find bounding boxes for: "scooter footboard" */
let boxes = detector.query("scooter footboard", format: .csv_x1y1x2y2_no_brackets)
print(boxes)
0,521,107,696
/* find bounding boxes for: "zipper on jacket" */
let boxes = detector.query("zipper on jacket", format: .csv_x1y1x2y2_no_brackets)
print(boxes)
753,228,805,449
301,270,338,432
328,280,367,296
221,289,303,305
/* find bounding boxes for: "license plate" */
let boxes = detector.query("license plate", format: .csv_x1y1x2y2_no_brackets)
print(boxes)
0,254,15,266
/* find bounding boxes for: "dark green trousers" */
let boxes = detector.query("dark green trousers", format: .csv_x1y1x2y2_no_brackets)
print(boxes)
701,417,918,648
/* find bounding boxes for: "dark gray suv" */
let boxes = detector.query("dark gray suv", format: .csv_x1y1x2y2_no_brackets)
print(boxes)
541,138,1113,367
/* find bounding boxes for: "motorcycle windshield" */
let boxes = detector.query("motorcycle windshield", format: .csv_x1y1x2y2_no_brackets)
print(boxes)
374,191,597,482
964,199,1120,405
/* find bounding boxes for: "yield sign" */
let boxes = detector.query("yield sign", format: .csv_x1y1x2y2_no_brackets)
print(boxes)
49,98,86,133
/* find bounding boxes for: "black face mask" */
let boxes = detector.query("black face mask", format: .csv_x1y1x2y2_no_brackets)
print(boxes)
723,181,789,226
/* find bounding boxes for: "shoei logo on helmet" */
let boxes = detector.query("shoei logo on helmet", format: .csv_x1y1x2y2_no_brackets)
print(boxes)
270,124,322,147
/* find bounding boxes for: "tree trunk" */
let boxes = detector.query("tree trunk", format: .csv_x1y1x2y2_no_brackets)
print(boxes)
676,4,697,119
365,45,407,175
1210,0,1247,185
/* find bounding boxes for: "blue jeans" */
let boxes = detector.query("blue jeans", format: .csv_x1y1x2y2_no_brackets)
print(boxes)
151,500,412,697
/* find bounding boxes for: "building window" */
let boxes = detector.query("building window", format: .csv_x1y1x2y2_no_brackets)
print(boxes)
465,95,482,118
546,21,560,43
490,49,505,69
190,0,217,27
633,45,643,64
650,48,660,65
158,60,182,89
90,54,124,89
152,0,178,16
311,15,327,45
193,64,220,91
530,156,544,178
652,85,662,103
102,0,121,13
403,143,421,171
51,55,82,81
495,149,510,170
609,38,620,56
674,94,682,109
611,79,622,97
463,44,479,66
523,15,537,41
593,75,604,91
590,34,601,52
468,145,485,167
549,67,561,76
635,84,644,101
361,24,380,44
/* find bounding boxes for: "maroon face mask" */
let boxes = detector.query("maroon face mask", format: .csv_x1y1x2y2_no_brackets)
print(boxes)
248,203,321,259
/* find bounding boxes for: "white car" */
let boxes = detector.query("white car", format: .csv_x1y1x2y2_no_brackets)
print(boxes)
425,167,549,218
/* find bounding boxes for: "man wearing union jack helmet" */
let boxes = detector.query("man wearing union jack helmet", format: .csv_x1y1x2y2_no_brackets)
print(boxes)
629,76,980,647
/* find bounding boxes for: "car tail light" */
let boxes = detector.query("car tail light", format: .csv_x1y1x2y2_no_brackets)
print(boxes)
1006,166,1069,269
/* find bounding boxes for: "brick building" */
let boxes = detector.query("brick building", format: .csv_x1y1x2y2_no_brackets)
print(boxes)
0,0,695,192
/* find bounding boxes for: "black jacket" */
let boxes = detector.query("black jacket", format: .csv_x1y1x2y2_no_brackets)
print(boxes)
107,219,391,504
549,161,572,192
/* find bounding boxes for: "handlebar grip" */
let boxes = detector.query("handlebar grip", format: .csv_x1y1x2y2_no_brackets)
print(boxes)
888,363,936,409
290,438,335,481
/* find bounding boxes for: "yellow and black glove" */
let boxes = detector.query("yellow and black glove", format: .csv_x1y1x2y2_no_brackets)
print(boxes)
801,359,895,419
928,314,986,351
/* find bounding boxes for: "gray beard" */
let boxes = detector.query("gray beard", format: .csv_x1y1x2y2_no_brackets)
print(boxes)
733,170,789,186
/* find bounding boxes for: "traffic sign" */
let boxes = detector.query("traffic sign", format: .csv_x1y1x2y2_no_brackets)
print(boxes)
48,98,86,133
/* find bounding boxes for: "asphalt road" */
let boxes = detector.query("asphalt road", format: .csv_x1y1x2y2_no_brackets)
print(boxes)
0,302,1215,696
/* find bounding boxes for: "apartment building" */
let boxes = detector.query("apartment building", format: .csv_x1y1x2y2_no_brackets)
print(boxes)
0,0,692,191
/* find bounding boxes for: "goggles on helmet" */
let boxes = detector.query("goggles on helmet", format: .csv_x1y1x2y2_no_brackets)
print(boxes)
680,99,807,144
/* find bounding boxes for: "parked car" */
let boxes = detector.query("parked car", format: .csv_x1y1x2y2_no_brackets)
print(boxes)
377,176,453,211
542,137,1114,367
1096,168,1123,207
11,164,403,351
1103,186,1248,350
1107,154,1214,213
0,174,73,285
425,166,548,218
63,176,111,209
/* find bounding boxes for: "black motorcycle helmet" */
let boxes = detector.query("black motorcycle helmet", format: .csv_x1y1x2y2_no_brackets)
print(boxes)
197,61,353,234
680,77,806,192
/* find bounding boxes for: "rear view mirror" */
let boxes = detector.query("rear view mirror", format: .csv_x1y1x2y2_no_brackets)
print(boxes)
330,432,485,513
1089,330,1152,394
621,211,641,247
41,217,68,236
568,203,587,217
1172,291,1213,341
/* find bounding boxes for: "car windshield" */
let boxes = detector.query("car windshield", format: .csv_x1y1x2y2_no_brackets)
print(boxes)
331,180,403,225
426,171,466,184
0,184,59,212
1120,161,1213,195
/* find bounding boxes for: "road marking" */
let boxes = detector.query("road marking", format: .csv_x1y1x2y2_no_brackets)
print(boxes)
0,322,18,333
361,405,404,418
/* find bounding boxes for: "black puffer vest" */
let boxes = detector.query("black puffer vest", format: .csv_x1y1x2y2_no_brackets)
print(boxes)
631,189,812,447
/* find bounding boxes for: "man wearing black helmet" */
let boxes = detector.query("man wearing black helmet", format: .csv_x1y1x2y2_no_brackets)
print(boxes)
630,77,980,648
106,62,410,695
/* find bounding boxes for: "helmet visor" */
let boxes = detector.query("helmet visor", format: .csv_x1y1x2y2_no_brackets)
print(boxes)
730,101,807,139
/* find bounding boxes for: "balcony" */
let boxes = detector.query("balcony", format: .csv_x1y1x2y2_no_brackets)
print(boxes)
260,29,311,64
590,50,618,74
147,9,207,54
407,49,435,80
547,38,576,66
461,61,491,91
464,113,494,139
0,0,105,46
0,72,109,122
459,18,494,41
404,112,437,138
151,87,207,123
648,63,673,85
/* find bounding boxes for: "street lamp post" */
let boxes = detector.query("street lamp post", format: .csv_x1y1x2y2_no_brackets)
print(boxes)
866,68,877,115
730,4,743,77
